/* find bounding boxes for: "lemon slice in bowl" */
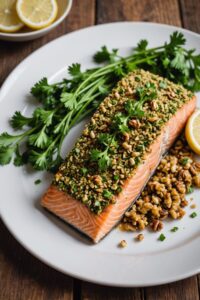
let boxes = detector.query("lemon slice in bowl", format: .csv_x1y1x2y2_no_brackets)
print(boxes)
185,109,200,155
0,0,24,33
16,0,58,30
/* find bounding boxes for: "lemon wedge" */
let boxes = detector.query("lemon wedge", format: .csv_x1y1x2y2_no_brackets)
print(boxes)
16,0,58,30
0,0,24,33
185,109,200,155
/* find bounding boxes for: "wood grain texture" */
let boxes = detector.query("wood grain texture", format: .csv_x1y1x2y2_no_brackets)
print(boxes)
82,282,144,300
0,0,95,86
0,220,73,300
198,275,200,299
145,277,199,300
96,0,181,26
179,0,200,33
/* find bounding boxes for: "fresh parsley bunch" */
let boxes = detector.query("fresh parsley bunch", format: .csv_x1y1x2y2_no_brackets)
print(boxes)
0,31,199,172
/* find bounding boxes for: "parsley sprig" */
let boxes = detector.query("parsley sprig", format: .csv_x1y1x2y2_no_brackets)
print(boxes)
0,31,199,172
90,133,118,171
90,83,157,172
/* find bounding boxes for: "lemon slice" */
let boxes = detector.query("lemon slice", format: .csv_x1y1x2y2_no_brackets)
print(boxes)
185,109,200,155
0,0,24,33
16,0,58,30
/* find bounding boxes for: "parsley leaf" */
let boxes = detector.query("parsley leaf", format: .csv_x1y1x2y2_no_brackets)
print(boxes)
112,113,129,133
60,92,77,110
90,148,111,172
28,149,49,170
0,132,21,147
31,78,57,109
10,111,32,130
169,31,186,48
28,129,50,149
124,83,157,118
14,145,25,166
94,46,119,63
103,189,113,199
0,146,16,165
68,63,82,77
31,78,54,98
135,39,148,52
33,108,54,127
98,133,118,148
0,31,199,173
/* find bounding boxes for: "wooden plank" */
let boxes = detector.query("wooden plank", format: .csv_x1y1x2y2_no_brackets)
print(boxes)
96,0,181,26
0,1,95,300
82,282,144,300
145,277,199,300
179,0,200,33
0,0,95,86
0,220,73,300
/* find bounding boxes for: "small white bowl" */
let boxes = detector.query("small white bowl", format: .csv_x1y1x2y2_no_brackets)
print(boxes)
0,0,73,42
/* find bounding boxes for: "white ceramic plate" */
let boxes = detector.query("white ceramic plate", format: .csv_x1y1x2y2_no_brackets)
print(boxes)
0,22,200,287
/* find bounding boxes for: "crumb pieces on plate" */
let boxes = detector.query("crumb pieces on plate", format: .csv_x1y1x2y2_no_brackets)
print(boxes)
120,137,200,232
158,233,166,241
119,240,127,248
135,233,144,241
190,203,196,209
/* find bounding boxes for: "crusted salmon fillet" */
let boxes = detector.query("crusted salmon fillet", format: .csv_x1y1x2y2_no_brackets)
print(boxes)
41,70,196,243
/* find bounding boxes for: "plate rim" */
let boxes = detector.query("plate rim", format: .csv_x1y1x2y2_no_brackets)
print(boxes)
0,21,200,287
1,21,200,92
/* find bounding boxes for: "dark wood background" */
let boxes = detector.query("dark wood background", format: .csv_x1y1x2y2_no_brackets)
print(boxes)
0,0,200,299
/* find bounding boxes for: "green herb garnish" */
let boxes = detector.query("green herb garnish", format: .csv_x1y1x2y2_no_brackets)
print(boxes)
112,113,129,134
80,167,88,175
103,189,113,199
113,175,119,181
187,186,194,194
98,133,118,148
124,83,157,118
171,227,179,232
190,212,197,218
158,233,166,241
0,32,199,172
90,148,111,172
159,81,167,89
180,157,189,166
34,179,42,185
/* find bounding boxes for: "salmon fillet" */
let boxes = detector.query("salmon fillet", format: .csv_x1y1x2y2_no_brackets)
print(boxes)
41,70,196,243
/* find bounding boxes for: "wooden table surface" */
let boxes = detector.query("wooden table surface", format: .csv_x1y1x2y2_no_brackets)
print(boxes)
0,0,200,299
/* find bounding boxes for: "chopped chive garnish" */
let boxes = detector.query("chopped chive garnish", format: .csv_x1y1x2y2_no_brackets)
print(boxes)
159,81,167,89
113,175,119,181
103,189,113,199
34,179,41,185
171,227,179,232
158,233,166,241
187,186,194,194
80,167,88,175
180,157,189,166
190,212,197,218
